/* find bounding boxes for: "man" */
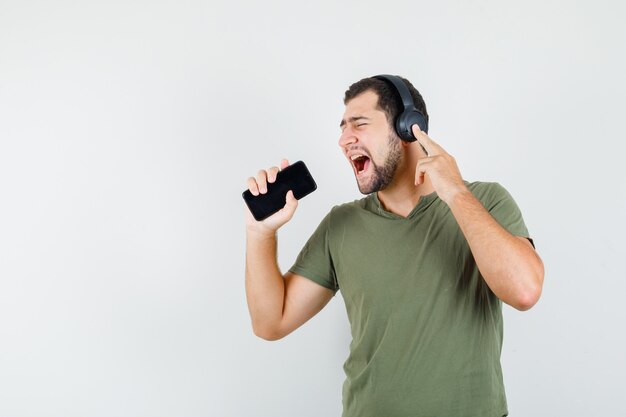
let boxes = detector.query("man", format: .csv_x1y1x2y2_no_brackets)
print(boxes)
244,75,544,417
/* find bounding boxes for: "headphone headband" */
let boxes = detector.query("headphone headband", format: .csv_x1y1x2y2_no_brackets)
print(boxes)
373,74,416,110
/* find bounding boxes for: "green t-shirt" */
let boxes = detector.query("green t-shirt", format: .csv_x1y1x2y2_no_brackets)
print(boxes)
289,181,533,417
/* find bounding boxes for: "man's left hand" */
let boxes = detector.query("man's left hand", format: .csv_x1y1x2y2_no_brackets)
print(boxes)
412,124,468,205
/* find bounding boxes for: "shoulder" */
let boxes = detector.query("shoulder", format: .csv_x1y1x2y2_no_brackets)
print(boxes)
329,195,371,216
318,195,372,229
464,180,518,211
466,180,510,200
465,180,507,194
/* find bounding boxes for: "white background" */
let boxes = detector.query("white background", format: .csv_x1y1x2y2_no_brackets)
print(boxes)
1,0,624,416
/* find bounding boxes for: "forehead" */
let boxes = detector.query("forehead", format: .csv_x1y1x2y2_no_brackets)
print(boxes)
343,90,381,116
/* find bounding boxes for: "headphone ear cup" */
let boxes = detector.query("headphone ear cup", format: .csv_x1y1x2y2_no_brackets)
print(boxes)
395,111,416,142
396,109,428,142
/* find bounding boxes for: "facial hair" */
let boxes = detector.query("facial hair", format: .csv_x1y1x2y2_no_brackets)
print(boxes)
358,133,402,195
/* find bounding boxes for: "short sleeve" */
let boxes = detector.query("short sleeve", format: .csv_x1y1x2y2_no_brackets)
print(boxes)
288,210,339,295
483,183,535,249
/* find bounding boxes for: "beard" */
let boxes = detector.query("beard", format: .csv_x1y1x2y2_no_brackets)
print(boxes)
357,132,403,195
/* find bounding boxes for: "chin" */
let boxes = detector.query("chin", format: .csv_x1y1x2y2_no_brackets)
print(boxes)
356,178,377,195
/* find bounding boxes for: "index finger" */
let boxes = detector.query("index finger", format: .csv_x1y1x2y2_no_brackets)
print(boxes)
412,124,445,156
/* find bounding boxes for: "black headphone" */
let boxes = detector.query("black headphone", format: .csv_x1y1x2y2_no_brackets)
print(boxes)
372,74,428,142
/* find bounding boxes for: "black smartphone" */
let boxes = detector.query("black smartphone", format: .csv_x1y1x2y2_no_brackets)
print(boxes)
242,160,317,221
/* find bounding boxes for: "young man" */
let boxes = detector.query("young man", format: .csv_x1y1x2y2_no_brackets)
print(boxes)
244,75,544,417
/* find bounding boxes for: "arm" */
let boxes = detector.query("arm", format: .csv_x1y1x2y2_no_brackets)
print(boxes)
244,160,335,340
245,230,285,339
447,189,544,311
245,232,334,340
411,125,544,311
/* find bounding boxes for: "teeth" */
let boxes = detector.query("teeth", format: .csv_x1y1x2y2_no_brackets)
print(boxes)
351,154,364,160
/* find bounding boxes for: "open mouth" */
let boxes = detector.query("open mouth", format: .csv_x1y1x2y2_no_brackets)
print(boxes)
351,154,370,176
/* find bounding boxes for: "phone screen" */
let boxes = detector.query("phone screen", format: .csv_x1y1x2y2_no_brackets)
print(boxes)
242,160,317,221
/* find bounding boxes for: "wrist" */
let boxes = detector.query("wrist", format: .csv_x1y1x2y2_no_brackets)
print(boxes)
246,226,277,240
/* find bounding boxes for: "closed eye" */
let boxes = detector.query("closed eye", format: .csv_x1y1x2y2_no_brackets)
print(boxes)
340,123,367,132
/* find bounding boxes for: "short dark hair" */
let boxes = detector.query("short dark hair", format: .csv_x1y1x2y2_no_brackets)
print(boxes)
343,76,429,131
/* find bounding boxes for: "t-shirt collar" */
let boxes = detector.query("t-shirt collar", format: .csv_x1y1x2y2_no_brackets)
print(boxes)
369,190,438,219
368,181,470,220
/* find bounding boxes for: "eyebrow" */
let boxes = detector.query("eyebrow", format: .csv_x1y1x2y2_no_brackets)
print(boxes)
339,116,371,129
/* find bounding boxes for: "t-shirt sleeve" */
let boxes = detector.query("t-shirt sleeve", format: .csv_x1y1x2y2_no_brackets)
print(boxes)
482,183,536,249
288,209,339,295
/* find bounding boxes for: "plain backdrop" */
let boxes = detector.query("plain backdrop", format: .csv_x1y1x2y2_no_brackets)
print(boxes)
1,0,624,416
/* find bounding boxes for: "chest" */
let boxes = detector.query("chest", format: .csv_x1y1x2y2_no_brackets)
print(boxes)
330,210,473,310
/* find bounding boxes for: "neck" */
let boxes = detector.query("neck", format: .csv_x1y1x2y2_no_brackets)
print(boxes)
376,148,436,218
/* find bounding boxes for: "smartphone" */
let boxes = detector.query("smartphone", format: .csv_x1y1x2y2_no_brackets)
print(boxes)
242,160,317,221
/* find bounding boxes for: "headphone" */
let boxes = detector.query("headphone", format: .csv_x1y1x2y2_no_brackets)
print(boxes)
372,74,428,142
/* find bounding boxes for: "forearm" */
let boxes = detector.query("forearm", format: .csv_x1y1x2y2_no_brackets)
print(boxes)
447,189,544,310
245,230,285,338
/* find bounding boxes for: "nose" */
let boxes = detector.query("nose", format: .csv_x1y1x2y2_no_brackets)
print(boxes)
338,126,357,148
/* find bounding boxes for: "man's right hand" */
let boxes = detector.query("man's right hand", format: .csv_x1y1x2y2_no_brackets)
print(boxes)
244,159,299,236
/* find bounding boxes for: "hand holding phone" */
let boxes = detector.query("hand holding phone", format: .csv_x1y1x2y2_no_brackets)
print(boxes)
243,160,317,230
